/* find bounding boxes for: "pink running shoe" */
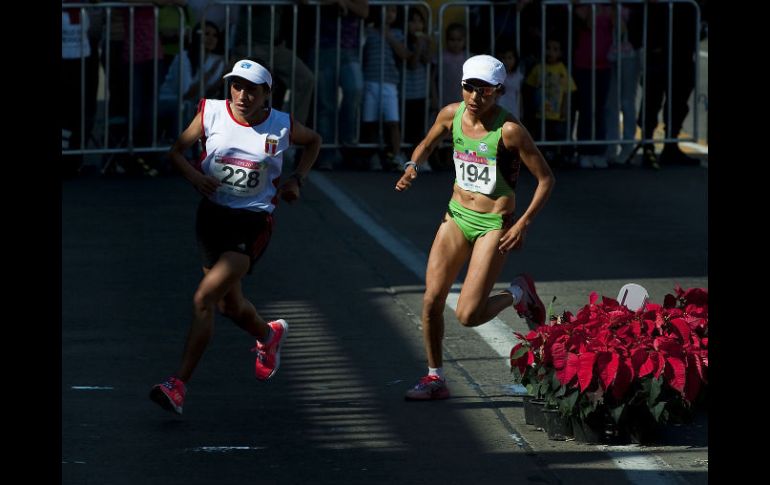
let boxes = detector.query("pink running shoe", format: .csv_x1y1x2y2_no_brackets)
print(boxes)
404,375,450,401
253,319,288,381
150,376,186,415
510,273,546,328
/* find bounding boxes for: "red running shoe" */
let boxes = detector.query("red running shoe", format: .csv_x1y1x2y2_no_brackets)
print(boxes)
511,273,546,328
253,319,288,381
404,375,450,401
150,376,186,415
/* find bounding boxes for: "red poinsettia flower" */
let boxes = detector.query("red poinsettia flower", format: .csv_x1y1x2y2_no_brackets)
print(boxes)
510,286,709,426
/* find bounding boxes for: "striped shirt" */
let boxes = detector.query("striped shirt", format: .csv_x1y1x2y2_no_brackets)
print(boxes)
362,27,404,85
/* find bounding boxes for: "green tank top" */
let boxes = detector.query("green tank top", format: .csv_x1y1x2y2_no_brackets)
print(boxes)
451,102,519,198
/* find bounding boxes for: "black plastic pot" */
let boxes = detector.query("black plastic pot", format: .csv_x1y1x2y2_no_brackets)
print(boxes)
543,408,573,440
523,396,546,426
571,416,603,444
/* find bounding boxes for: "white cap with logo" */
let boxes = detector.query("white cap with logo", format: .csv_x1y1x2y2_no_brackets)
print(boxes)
461,54,506,86
223,59,273,88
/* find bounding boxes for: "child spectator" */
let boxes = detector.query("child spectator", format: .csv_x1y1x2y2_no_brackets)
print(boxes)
361,5,412,171
430,22,467,170
403,6,434,170
439,22,467,106
572,3,613,168
496,44,524,119
524,37,577,166
605,3,640,166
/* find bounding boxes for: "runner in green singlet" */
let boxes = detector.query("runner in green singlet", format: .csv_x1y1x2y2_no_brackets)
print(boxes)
395,54,555,401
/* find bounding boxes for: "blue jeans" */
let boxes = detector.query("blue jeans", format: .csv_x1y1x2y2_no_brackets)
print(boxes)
574,67,611,156
604,52,640,157
315,48,363,148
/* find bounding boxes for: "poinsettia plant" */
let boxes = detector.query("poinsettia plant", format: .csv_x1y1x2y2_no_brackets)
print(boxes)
510,286,708,440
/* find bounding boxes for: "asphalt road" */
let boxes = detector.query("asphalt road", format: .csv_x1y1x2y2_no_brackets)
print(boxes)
62,160,707,485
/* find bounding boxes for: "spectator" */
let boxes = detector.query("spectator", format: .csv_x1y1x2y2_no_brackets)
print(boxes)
524,38,577,167
604,2,641,166
403,5,434,170
572,3,613,169
159,21,226,139
439,22,467,106
431,22,467,170
158,0,192,79
187,0,241,47
496,43,524,119
313,0,369,171
62,0,100,175
234,2,315,126
634,0,701,168
361,4,412,171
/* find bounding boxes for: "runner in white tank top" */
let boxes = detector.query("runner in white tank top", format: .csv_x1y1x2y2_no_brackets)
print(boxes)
150,59,322,415
197,97,291,212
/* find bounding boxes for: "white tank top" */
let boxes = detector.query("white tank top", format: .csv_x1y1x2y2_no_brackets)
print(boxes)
199,99,292,213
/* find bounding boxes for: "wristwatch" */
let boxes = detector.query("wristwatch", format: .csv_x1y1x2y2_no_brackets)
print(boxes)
403,161,417,172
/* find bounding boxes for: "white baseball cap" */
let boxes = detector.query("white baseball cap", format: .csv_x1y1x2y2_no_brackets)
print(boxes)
223,59,272,88
462,54,506,86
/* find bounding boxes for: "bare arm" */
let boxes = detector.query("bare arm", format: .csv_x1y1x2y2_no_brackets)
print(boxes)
406,33,430,68
497,121,555,252
278,120,322,203
394,103,458,192
168,110,222,197
498,122,556,253
385,27,413,61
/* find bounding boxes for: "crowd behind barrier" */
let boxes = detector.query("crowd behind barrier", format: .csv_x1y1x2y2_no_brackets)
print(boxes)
61,0,706,175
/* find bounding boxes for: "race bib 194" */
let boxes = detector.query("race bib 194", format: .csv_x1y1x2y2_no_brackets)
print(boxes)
211,156,267,197
453,151,497,194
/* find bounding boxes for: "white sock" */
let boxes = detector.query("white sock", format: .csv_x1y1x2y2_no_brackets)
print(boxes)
428,367,444,379
508,285,524,305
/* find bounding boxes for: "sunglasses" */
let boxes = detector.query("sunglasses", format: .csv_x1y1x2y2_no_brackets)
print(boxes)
461,82,498,96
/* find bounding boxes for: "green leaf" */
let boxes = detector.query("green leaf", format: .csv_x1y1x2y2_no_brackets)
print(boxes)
551,371,562,390
511,345,530,360
647,377,663,407
650,401,667,422
555,384,567,398
578,397,598,420
610,403,626,424
526,383,536,396
560,390,579,416
547,296,557,321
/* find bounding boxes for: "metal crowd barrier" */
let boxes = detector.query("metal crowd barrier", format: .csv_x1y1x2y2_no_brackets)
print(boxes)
61,0,703,164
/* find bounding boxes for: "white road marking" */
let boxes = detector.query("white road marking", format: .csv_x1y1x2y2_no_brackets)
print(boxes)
311,172,693,484
189,446,267,453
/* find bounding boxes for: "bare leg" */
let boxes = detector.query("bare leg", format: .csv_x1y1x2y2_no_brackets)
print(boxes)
218,278,270,341
454,229,513,327
176,252,250,382
422,216,472,368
